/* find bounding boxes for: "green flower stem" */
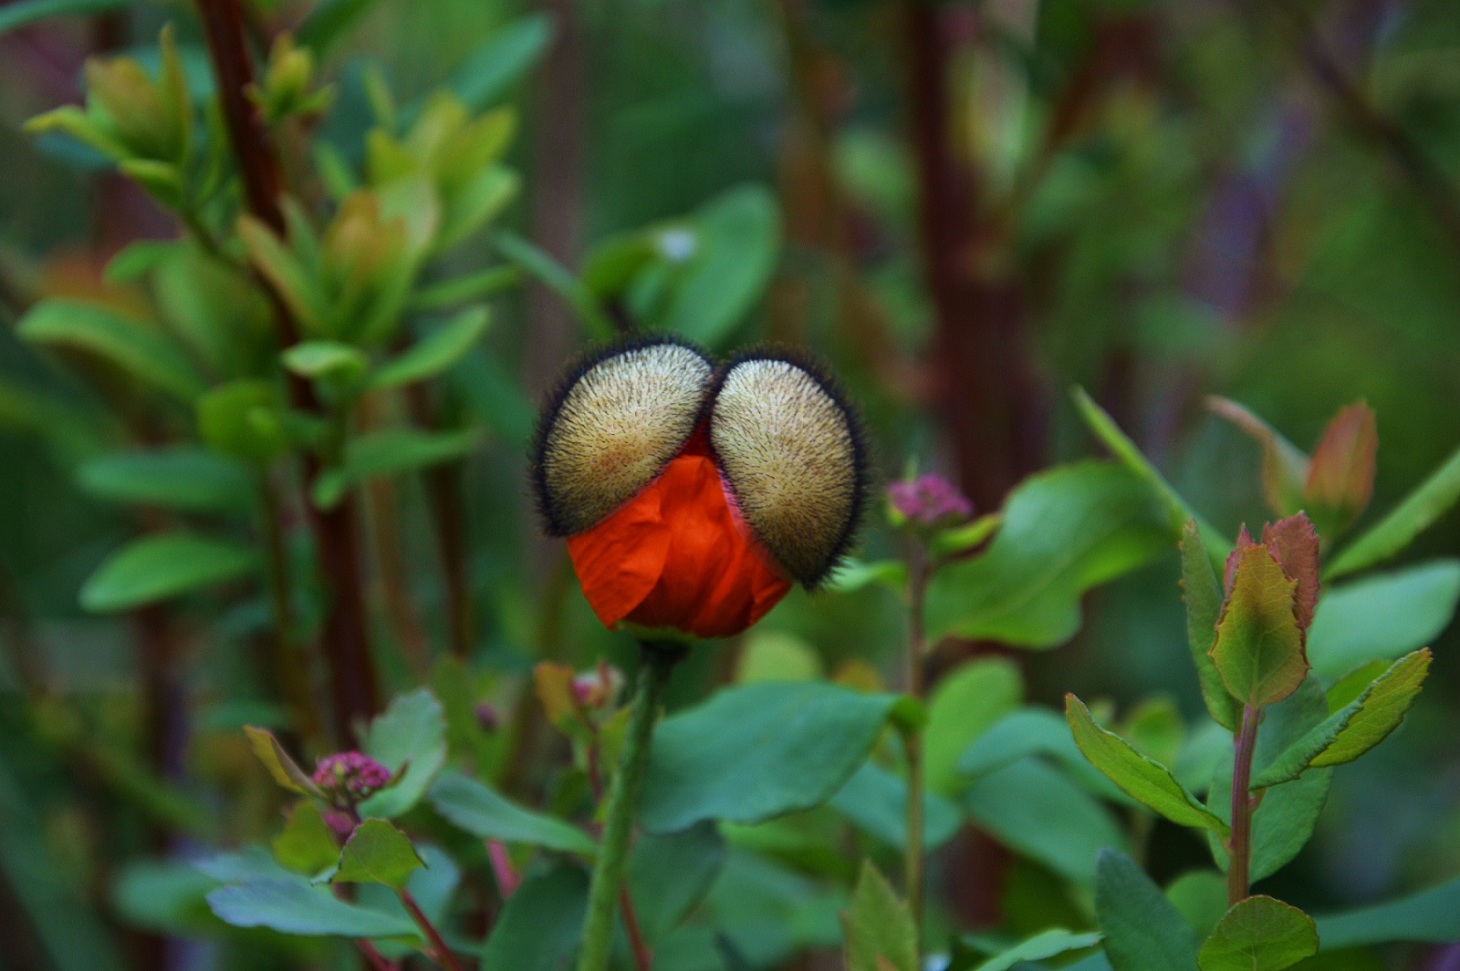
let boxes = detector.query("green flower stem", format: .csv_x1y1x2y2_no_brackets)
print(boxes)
1228,704,1261,906
904,551,932,953
576,642,683,971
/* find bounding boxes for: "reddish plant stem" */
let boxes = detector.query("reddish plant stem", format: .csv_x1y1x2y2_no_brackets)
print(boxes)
1228,704,1261,906
193,0,378,744
400,888,465,971
357,939,399,971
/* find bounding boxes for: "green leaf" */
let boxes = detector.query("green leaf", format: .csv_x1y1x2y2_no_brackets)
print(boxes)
1210,545,1307,708
76,448,254,512
1303,403,1378,537
1316,876,1460,948
1251,649,1430,788
273,802,340,876
1207,396,1310,517
928,513,1001,558
841,861,917,971
494,230,613,338
105,240,178,282
968,929,1103,971
0,0,128,36
428,770,596,855
80,533,257,612
640,682,912,833
828,762,963,852
333,819,424,890
197,380,291,462
825,558,908,595
1095,850,1201,971
480,863,588,971
441,14,554,112
923,658,1024,794
1197,896,1318,971
627,823,726,944
1307,560,1460,679
313,428,481,509
243,726,326,799
1066,695,1229,836
1072,387,1228,556
959,708,1127,803
367,307,490,391
962,757,1128,885
207,879,418,938
357,689,448,819
925,462,1171,647
295,0,381,56
1165,870,1231,939
1182,521,1241,731
409,266,521,310
1326,439,1460,580
17,299,206,402
281,340,369,382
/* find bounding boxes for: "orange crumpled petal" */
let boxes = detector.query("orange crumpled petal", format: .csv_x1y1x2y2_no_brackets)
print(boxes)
566,451,792,639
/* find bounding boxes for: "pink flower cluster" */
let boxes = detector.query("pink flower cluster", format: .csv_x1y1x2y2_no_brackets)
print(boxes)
312,751,391,800
888,473,973,528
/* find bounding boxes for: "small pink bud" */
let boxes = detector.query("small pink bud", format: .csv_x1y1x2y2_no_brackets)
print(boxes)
571,661,624,711
888,474,973,529
312,751,392,802
475,703,499,732
323,810,356,841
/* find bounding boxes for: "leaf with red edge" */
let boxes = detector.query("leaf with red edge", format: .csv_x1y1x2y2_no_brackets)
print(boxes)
1262,514,1320,634
1223,526,1258,596
1211,545,1308,708
1305,403,1377,537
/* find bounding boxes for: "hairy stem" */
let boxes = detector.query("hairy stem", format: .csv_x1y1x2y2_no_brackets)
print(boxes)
576,643,683,971
1228,704,1261,905
904,551,931,952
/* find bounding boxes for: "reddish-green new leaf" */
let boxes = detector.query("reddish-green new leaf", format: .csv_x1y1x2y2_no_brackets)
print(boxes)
333,818,423,890
1182,521,1240,731
1198,896,1318,971
1305,403,1377,537
244,727,325,799
1252,649,1431,788
1262,515,1320,634
842,861,917,971
1211,545,1308,708
1066,695,1229,837
1207,397,1310,517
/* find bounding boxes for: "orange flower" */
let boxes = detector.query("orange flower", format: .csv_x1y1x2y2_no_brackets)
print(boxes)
532,338,866,641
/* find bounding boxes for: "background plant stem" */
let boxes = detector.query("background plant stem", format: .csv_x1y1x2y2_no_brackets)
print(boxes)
1228,704,1261,905
904,549,931,951
576,643,682,971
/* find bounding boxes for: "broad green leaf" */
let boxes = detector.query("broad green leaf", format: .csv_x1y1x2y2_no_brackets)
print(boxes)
441,14,554,112
958,708,1130,803
273,802,340,876
111,859,220,934
367,307,489,391
825,558,908,595
313,428,481,508
736,631,823,683
1073,387,1228,557
841,861,917,971
243,727,326,799
925,462,1170,647
828,762,963,852
1165,870,1230,939
428,770,595,855
1251,649,1430,788
80,533,257,612
1066,695,1229,836
0,0,128,37
17,299,206,402
1326,440,1460,579
1307,560,1460,678
207,879,418,938
1197,896,1318,971
76,448,254,512
1095,850,1201,971
481,864,588,971
281,340,368,382
968,929,1103,971
333,819,423,890
640,682,912,833
627,823,725,944
963,757,1128,884
1210,545,1307,708
1316,876,1460,948
357,689,448,818
659,185,781,346
924,657,1023,794
494,230,613,338
197,380,291,462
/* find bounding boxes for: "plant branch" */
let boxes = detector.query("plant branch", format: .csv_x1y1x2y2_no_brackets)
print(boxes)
576,642,684,971
904,548,931,950
1228,704,1261,906
399,887,465,971
257,474,326,750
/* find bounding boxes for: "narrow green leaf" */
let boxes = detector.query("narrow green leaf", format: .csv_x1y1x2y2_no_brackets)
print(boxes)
17,299,206,402
1207,396,1310,516
968,929,1103,971
367,307,489,391
80,533,257,612
357,689,448,819
1197,896,1318,971
494,230,613,338
1307,560,1460,678
440,14,554,111
1326,440,1460,580
313,428,481,508
928,512,1001,558
243,727,326,799
428,770,595,855
207,879,418,938
1316,876,1460,948
273,802,341,876
1210,545,1307,708
0,0,127,36
281,340,369,382
333,819,423,890
1095,850,1201,971
295,0,380,56
1251,649,1430,787
196,380,291,463
1066,695,1229,836
409,266,521,310
76,448,254,512
1182,521,1240,730
842,861,917,971
825,558,908,595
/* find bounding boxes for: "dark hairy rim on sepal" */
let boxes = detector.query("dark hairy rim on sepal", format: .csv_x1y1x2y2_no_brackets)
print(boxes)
706,345,872,588
530,334,715,537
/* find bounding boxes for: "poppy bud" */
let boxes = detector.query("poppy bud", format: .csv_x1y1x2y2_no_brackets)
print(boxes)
531,337,868,640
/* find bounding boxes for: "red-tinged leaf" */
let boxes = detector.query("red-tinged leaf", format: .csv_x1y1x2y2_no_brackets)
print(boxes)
1208,397,1311,516
1224,525,1258,596
1211,545,1308,708
1262,514,1320,634
1305,403,1378,535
